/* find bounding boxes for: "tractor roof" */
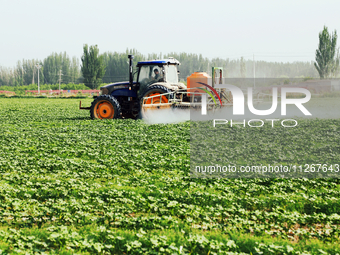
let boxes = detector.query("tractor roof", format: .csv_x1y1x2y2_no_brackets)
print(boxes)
137,57,180,66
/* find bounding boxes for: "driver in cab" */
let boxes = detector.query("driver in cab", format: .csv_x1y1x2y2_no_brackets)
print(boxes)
152,69,162,82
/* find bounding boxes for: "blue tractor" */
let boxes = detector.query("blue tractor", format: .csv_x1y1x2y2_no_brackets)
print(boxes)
80,55,186,119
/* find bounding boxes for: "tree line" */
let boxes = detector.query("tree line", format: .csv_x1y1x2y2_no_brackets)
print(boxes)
0,26,339,88
79,49,321,88
78,26,340,87
0,53,81,87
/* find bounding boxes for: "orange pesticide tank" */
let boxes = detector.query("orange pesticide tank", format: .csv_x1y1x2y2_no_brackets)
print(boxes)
187,72,211,96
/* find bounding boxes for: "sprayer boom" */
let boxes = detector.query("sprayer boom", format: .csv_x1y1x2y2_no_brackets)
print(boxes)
141,87,232,118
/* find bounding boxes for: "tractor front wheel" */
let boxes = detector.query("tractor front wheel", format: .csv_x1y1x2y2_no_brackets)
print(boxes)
90,95,121,119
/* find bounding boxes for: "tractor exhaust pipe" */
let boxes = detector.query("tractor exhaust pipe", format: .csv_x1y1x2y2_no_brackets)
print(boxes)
128,55,134,89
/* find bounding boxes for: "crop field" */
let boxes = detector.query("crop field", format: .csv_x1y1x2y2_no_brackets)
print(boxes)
0,98,340,254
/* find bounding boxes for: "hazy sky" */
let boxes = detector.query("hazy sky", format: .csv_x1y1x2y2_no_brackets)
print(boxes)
1,0,339,67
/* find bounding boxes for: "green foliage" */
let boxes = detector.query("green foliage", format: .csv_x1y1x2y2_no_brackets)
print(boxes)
21,59,44,86
81,44,106,89
0,83,91,93
314,26,339,79
0,49,320,87
284,78,290,84
43,52,80,84
0,54,81,87
165,53,318,79
164,52,210,79
304,76,314,81
191,115,340,179
0,98,340,254
240,57,246,78
102,48,144,83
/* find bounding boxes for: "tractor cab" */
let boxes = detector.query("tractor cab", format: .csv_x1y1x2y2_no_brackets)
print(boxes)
136,58,182,96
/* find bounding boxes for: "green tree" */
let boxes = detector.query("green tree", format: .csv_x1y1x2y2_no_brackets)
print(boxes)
81,44,106,89
314,26,338,79
240,57,246,78
101,48,144,83
330,48,340,77
18,59,44,85
70,56,81,83
43,52,81,84
43,53,62,84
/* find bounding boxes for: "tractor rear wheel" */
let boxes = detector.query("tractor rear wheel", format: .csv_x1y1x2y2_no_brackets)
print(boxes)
139,85,172,117
90,95,121,119
140,85,172,105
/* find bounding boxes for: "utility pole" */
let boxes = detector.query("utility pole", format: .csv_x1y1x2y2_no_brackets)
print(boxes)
35,63,42,94
58,70,63,91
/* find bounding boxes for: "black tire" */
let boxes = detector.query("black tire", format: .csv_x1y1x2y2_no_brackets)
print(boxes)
90,95,121,119
139,85,173,119
139,85,173,106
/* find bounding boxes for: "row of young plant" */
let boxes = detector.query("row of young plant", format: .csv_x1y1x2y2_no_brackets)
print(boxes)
2,226,338,255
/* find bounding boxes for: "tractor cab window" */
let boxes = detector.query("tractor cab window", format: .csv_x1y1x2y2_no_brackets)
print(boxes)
138,66,150,83
138,65,164,94
165,65,178,84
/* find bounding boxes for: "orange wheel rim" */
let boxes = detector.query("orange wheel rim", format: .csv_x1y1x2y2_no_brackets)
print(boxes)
145,92,168,105
95,101,114,119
